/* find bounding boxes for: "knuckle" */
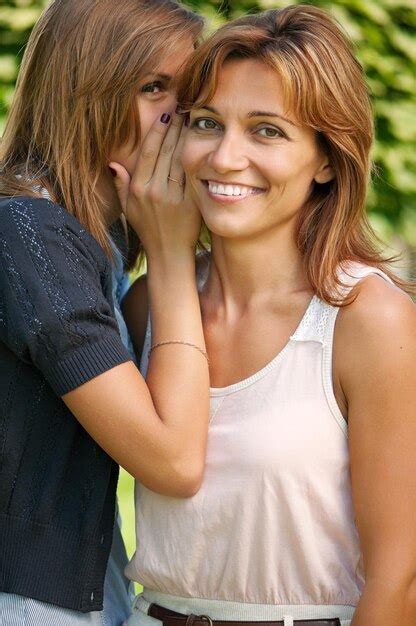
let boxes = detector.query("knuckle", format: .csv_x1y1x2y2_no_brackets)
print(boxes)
131,181,145,198
148,186,163,204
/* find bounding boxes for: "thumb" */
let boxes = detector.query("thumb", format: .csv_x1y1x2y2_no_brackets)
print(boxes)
108,162,131,214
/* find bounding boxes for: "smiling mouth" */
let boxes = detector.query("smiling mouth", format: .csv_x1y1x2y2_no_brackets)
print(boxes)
202,180,266,198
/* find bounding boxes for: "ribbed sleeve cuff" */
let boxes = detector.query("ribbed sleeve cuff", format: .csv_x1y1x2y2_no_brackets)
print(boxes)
46,333,132,396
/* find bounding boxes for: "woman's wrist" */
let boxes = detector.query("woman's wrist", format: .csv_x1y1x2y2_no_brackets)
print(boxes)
146,248,196,277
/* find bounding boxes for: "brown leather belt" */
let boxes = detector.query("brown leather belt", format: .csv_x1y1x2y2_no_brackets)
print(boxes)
148,603,341,626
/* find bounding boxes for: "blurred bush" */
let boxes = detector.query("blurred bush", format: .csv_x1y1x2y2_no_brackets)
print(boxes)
1,0,415,258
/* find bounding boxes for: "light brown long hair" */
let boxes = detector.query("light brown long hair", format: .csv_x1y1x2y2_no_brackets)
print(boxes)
0,0,203,263
178,5,413,303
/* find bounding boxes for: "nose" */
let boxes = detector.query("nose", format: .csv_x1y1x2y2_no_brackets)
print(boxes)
208,132,249,174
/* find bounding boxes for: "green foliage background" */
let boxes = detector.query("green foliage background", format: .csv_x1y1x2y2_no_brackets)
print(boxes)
1,0,415,260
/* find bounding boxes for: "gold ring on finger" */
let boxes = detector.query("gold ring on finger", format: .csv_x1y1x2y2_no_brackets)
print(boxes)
167,175,185,186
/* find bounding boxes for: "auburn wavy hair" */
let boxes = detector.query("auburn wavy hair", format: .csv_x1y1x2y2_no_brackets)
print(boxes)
0,0,203,266
178,5,413,303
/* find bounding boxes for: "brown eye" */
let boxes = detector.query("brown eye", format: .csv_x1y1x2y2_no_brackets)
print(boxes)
257,126,285,138
193,118,221,131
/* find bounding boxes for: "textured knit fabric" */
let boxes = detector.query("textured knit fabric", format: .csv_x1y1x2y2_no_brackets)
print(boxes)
127,262,392,613
0,196,132,612
0,237,134,625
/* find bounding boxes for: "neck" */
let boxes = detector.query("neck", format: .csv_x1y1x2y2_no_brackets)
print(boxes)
204,223,311,315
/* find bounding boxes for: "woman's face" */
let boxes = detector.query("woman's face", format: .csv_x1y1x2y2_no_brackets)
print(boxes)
109,38,194,176
181,58,333,241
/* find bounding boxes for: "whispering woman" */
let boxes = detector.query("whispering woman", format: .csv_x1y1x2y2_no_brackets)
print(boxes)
0,1,210,624
122,5,416,626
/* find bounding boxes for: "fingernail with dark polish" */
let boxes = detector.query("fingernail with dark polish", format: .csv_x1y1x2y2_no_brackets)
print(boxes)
161,113,171,124
175,105,183,114
108,166,116,177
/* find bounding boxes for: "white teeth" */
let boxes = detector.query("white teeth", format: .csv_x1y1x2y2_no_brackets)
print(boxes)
207,182,257,197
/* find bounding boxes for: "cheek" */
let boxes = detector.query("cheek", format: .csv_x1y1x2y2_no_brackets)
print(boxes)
139,102,160,142
180,137,197,174
181,135,209,175
265,148,319,190
109,141,140,177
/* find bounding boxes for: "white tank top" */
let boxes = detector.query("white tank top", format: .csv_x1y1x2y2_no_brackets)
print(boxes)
126,262,392,608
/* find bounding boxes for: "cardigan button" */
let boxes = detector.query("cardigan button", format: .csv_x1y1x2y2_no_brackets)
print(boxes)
90,591,94,602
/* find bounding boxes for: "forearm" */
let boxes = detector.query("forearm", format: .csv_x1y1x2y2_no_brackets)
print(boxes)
104,112,209,495
351,578,416,626
145,252,210,490
146,251,206,351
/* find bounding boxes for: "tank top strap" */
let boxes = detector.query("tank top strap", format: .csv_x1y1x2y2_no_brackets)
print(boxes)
290,296,335,345
291,262,395,346
336,261,394,292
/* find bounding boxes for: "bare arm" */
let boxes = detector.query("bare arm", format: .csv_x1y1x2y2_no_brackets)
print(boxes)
122,255,208,363
336,276,416,624
64,257,208,497
64,112,209,498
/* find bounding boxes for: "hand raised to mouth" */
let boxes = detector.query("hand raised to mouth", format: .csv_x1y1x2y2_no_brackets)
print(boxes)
109,109,201,261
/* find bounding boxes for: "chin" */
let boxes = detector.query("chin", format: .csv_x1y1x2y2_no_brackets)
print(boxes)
202,214,254,240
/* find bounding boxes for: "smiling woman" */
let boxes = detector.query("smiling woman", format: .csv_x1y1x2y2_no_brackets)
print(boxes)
178,7,413,303
182,59,333,242
123,5,416,626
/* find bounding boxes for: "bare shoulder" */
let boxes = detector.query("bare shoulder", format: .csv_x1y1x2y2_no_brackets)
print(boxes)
337,274,415,344
335,274,415,397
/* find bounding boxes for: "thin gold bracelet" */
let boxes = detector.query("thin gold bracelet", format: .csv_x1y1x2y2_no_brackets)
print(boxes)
148,340,210,365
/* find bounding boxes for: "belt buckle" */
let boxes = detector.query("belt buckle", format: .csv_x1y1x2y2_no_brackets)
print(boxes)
198,615,214,626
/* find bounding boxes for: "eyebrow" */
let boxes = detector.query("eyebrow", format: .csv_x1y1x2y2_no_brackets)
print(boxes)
199,105,297,127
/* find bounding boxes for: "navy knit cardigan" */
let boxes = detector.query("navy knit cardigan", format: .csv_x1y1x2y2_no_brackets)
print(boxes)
0,196,132,611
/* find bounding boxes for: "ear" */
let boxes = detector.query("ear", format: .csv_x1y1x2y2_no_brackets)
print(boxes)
314,157,335,185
